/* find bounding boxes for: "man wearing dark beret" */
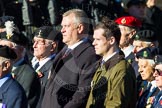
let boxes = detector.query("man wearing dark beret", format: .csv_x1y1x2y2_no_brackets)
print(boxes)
0,45,28,108
152,55,162,108
31,26,64,108
0,32,41,108
136,47,160,108
133,29,158,54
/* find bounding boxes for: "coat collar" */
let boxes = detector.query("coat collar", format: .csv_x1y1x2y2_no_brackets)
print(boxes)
97,50,125,71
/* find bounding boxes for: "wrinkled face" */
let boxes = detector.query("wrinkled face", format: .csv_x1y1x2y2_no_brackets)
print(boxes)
128,5,145,20
154,64,162,90
61,13,79,46
33,37,54,60
92,28,111,56
138,58,154,81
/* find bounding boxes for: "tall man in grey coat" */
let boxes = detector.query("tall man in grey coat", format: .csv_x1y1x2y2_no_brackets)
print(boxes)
41,9,99,108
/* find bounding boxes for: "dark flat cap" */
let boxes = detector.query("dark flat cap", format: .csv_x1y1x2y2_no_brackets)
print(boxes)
154,55,162,65
136,47,159,59
127,0,146,8
0,45,17,59
34,26,59,40
132,29,157,42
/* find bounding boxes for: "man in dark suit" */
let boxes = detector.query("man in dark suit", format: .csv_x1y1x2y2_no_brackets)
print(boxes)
0,45,28,108
31,26,64,108
41,9,99,108
0,31,40,108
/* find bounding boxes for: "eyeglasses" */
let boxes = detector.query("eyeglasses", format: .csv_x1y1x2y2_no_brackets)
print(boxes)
154,68,162,76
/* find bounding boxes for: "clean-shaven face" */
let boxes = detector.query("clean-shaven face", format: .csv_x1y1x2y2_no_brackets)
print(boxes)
61,14,78,46
92,28,111,56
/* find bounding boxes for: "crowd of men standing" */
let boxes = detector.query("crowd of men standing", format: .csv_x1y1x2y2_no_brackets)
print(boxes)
0,0,162,108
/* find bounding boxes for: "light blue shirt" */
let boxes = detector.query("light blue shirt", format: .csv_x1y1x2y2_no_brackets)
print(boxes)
0,73,11,87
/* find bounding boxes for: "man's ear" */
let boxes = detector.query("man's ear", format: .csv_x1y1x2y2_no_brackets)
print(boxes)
109,36,116,45
50,42,57,52
77,24,84,34
2,61,11,71
130,30,136,38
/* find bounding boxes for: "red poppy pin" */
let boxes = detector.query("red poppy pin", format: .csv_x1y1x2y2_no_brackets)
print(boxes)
37,71,44,78
160,100,162,105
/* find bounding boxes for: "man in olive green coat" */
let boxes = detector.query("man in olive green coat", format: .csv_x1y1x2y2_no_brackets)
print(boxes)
86,17,137,108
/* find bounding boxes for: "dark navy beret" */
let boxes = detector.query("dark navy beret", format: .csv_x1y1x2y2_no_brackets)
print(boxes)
133,29,157,42
34,26,59,40
136,47,159,59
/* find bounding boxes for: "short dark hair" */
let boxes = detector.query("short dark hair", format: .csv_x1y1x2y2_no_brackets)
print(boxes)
94,16,121,45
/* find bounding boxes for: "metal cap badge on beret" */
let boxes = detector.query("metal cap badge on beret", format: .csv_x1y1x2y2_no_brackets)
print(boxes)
136,47,159,59
154,55,162,65
115,16,142,28
0,45,17,59
127,0,146,8
34,26,59,40
132,29,157,42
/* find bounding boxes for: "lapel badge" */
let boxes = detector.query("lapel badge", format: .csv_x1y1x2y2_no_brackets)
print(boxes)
38,30,42,37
